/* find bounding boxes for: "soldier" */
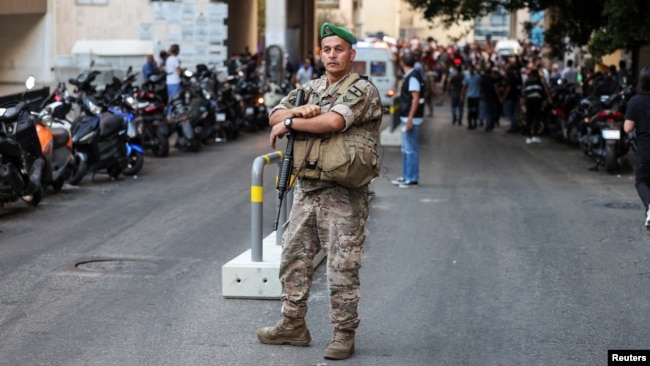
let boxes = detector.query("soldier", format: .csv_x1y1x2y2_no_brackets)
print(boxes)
257,22,383,361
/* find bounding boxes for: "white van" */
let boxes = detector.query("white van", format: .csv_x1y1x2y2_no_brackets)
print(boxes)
352,45,397,108
495,39,523,57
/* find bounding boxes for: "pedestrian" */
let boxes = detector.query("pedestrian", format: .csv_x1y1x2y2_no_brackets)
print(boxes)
481,66,501,132
227,53,242,76
142,54,158,82
391,52,424,188
501,63,522,133
522,67,551,143
561,59,578,86
447,64,464,125
257,22,383,361
424,49,437,116
295,57,314,86
550,63,561,84
157,50,168,70
618,60,630,86
165,44,182,103
462,63,482,129
623,67,650,229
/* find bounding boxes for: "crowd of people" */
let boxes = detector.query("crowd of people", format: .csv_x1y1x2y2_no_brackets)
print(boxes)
391,36,631,143
147,36,632,146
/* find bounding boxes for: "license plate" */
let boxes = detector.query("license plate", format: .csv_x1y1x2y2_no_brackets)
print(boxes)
216,113,226,122
602,129,620,140
245,107,254,116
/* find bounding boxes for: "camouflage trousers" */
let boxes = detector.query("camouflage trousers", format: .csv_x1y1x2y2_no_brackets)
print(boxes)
279,184,369,331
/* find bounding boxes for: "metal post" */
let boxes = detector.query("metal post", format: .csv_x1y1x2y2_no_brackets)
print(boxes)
251,151,284,262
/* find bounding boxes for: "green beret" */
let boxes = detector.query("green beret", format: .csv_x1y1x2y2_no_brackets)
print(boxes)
320,22,355,45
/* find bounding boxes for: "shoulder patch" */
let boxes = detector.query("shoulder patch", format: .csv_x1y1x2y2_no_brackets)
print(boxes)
347,85,364,98
340,84,366,104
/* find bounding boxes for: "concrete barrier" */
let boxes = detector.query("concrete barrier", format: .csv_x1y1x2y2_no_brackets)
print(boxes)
221,151,325,299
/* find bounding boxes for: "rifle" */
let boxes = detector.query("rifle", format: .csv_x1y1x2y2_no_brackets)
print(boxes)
273,89,305,231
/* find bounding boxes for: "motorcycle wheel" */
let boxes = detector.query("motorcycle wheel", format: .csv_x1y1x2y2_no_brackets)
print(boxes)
122,150,144,176
151,130,170,157
68,154,88,186
22,186,43,206
605,143,618,174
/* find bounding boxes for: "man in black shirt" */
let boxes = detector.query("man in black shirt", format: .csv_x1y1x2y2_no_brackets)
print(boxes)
481,67,501,132
501,63,522,133
522,68,551,143
624,67,650,229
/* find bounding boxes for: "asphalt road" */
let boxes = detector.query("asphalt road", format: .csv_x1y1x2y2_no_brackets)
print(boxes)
0,103,649,366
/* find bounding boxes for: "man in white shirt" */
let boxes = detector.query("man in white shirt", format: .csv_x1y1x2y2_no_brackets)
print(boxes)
561,59,578,86
165,44,182,102
295,58,313,86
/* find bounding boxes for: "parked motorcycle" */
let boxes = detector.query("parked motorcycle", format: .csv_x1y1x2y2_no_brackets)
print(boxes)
545,79,580,143
35,94,75,191
130,89,170,157
67,71,145,185
575,83,635,173
141,70,168,106
0,76,45,206
192,66,231,144
39,81,75,126
239,76,268,131
216,76,245,138
167,70,203,152
264,81,284,111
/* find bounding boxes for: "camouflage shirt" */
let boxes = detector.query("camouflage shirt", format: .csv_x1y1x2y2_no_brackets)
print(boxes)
271,72,383,191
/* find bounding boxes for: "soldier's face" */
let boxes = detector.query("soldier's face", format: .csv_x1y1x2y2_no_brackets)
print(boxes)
320,36,356,77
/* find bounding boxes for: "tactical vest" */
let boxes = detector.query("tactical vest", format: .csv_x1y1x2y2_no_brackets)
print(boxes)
292,73,381,189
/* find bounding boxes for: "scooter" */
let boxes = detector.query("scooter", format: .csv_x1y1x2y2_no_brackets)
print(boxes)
0,76,45,206
67,73,145,185
130,89,170,157
35,104,75,192
167,70,203,152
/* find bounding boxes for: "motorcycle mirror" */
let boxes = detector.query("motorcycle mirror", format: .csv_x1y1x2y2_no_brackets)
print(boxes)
25,75,35,90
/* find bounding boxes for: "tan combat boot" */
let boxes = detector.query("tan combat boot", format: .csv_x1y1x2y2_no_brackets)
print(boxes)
323,329,355,360
256,317,311,347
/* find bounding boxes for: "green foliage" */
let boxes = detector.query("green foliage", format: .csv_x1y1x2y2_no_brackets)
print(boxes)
405,0,650,58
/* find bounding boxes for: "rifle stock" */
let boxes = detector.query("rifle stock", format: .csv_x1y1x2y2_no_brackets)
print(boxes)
273,89,305,230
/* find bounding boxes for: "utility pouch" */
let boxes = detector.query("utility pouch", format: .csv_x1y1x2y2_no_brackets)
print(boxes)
293,138,321,180
319,130,379,188
293,129,379,189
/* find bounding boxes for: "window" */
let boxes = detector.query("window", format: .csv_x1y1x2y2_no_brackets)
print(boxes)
352,61,366,75
370,61,386,77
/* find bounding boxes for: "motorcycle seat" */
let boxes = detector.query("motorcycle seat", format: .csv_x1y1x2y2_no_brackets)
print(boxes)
99,114,125,137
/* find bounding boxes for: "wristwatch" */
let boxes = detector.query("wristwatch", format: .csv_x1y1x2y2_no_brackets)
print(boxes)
284,117,293,129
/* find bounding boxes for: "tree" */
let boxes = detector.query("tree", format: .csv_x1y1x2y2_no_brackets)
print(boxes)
405,0,650,59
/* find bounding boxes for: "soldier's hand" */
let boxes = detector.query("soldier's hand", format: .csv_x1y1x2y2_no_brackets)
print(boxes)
293,104,321,119
270,123,289,149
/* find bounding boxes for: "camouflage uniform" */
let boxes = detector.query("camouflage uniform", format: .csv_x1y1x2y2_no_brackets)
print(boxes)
271,72,382,331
